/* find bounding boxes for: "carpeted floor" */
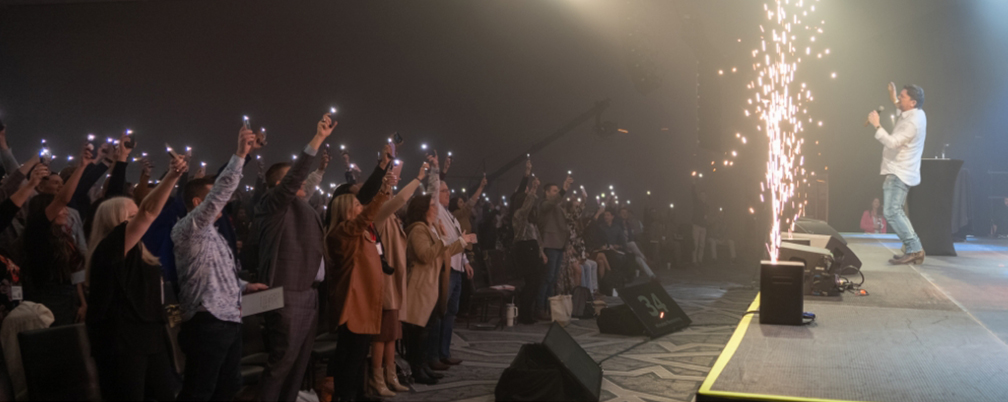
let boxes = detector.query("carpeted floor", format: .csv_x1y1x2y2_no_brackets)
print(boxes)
389,261,759,402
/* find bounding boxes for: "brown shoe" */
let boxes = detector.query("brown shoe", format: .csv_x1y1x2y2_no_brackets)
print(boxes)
428,360,451,371
441,357,463,365
889,250,925,265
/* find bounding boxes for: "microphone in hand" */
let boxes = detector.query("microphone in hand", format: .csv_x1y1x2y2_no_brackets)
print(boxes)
864,105,885,127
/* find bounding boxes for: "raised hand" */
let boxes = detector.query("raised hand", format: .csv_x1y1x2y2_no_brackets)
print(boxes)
867,110,881,129
141,159,153,177
319,146,331,171
418,162,429,181
318,113,336,138
381,165,396,193
166,154,189,178
28,164,50,187
79,142,97,166
254,131,267,149
563,175,574,191
426,153,439,172
116,134,132,162
524,159,532,176
237,127,256,158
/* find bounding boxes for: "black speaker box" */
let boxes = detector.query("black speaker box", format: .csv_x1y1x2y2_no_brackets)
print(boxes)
597,304,646,337
495,322,602,401
760,260,805,325
794,217,846,245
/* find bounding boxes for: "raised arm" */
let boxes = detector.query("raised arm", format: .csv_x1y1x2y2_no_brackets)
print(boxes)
408,224,464,265
0,155,39,201
259,114,334,214
467,176,487,207
302,146,330,199
124,154,188,257
133,159,152,204
338,169,393,238
47,145,94,221
375,162,427,225
180,129,254,234
357,143,394,205
425,153,440,196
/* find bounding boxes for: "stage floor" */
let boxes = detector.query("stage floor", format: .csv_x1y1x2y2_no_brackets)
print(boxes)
697,234,1008,402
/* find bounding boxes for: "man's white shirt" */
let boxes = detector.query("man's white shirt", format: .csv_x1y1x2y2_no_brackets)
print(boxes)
874,108,927,186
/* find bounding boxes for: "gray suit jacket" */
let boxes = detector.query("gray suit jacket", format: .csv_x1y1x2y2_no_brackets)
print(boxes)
254,150,325,292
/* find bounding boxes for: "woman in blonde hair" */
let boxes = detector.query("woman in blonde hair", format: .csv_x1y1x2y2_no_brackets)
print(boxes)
86,154,187,401
324,167,393,401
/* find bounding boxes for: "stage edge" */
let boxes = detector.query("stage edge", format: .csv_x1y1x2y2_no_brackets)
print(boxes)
695,292,868,402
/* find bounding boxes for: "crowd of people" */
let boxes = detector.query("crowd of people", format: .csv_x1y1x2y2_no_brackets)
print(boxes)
0,112,729,401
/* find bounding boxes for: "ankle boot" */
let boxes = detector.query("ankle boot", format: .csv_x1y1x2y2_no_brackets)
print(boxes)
411,365,438,385
890,250,925,265
385,366,409,392
370,366,397,397
422,362,445,379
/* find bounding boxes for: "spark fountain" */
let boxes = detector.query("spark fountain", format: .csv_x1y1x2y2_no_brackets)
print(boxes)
749,0,824,261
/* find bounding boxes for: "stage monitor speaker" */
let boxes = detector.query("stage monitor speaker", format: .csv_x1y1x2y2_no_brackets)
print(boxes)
495,322,602,401
760,260,805,325
597,304,646,337
778,242,839,296
783,232,862,272
794,217,846,245
616,281,691,338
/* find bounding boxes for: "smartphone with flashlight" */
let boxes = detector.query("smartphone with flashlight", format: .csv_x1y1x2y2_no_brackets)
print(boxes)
243,116,251,131
257,127,267,147
39,147,52,164
165,143,180,159
392,159,403,178
124,130,136,149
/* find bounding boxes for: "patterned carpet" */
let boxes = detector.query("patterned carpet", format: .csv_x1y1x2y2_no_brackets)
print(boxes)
390,264,759,402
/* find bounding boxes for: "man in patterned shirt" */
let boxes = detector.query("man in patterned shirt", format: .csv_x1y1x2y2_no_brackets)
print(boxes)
173,127,268,400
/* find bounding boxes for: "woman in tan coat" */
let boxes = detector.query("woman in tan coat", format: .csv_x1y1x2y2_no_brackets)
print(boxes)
367,161,428,396
401,193,473,384
324,170,392,402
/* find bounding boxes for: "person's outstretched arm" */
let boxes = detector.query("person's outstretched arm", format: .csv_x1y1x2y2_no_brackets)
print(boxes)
258,114,335,214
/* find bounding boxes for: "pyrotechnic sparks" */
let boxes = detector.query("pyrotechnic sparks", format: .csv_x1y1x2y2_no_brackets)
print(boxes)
749,0,825,260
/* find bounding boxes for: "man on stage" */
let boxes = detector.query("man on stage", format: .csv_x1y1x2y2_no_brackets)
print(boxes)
867,83,927,265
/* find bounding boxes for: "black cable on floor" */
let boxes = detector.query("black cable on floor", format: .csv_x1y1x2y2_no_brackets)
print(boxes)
597,337,652,365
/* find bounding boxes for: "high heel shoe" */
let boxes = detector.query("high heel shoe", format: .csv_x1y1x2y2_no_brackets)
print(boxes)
386,366,410,392
369,366,396,397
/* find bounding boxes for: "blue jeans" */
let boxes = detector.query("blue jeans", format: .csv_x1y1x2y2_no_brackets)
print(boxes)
539,248,565,312
883,175,923,254
439,270,463,360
